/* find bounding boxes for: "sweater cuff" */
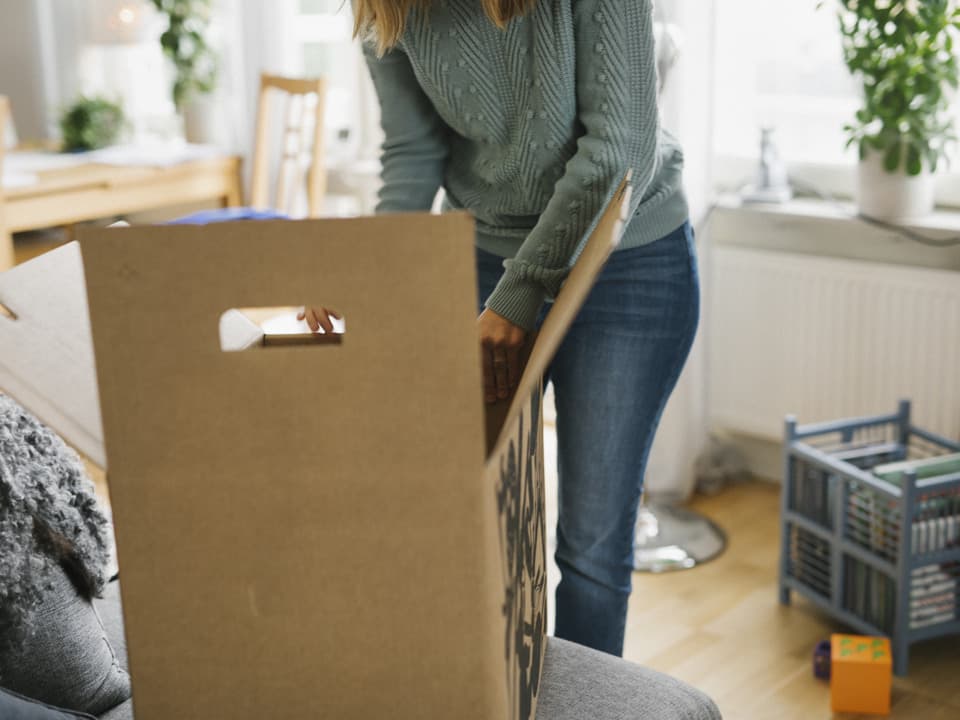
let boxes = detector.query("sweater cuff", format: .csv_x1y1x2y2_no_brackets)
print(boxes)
484,268,547,332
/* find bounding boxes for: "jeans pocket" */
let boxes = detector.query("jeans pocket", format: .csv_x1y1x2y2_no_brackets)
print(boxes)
604,222,694,284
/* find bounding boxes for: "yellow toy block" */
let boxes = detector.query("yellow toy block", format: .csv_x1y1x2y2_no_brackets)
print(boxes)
830,634,892,715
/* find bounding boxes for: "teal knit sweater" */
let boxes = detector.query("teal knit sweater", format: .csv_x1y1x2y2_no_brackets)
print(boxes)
362,0,688,330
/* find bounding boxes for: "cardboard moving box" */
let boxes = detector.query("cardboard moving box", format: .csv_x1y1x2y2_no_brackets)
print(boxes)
0,176,630,719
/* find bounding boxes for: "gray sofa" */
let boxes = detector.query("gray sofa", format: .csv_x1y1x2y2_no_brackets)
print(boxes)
93,581,720,720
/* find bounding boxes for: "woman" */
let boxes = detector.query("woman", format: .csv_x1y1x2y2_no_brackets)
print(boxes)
308,0,698,656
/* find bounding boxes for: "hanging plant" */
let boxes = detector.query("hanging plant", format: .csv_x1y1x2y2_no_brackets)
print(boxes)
820,0,960,176
149,0,218,111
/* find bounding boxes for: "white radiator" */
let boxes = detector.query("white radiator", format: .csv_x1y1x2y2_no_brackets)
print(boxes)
709,246,960,441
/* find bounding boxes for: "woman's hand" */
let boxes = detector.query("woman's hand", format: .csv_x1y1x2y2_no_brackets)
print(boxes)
478,308,527,403
298,307,342,334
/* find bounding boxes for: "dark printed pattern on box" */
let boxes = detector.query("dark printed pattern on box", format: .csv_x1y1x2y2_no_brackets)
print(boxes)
496,389,547,720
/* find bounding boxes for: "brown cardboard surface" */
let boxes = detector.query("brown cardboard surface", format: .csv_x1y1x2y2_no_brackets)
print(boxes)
78,174,630,719
483,383,546,720
0,241,104,466
480,174,631,720
82,214,501,719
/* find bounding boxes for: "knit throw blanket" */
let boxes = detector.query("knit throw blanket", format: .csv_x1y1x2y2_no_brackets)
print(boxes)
0,394,111,652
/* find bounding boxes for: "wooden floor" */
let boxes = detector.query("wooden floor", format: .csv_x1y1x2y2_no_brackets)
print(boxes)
623,480,960,720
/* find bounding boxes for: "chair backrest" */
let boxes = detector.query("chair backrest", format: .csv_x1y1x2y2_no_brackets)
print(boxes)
250,74,327,218
0,95,13,270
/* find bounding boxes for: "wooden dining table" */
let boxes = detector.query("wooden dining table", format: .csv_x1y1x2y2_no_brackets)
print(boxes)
0,150,243,270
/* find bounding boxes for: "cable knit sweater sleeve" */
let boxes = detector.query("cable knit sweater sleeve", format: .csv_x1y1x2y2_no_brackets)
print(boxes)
362,43,450,213
485,0,661,330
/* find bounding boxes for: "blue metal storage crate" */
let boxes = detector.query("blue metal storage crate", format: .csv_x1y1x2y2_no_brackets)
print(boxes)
778,400,960,675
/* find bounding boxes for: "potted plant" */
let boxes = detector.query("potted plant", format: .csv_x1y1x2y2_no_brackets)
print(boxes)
59,96,126,152
149,0,219,144
824,0,960,221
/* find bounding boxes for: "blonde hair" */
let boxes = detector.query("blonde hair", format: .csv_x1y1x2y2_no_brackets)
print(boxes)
354,0,536,55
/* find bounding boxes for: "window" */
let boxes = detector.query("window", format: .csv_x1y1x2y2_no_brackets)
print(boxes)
712,0,960,206
290,0,365,164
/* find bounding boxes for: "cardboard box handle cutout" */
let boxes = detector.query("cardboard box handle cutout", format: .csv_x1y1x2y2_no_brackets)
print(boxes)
219,307,344,351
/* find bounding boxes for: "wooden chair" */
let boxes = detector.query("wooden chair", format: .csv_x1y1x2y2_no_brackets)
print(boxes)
0,95,13,270
250,74,327,218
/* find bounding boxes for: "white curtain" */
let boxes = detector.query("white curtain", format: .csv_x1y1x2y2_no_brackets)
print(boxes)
0,0,78,141
644,0,717,502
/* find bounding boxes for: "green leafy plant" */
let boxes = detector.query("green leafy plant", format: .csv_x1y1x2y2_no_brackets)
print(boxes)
150,0,217,111
820,0,960,175
59,96,125,152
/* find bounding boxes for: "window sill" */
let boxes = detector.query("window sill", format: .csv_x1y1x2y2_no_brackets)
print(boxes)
712,154,960,213
706,194,960,273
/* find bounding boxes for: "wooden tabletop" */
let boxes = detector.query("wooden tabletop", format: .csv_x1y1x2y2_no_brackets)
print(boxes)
1,151,243,271
3,153,242,230
6,155,234,199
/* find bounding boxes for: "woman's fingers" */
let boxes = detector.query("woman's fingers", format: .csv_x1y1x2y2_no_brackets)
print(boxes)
299,307,341,334
492,350,510,399
317,308,334,334
307,308,321,332
482,346,498,404
478,309,527,404
506,345,521,390
301,308,316,331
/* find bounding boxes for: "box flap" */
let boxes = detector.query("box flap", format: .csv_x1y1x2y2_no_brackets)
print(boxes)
487,173,633,458
0,241,104,466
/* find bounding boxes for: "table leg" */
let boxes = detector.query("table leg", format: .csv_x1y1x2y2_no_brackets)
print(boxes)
0,226,13,271
224,163,244,208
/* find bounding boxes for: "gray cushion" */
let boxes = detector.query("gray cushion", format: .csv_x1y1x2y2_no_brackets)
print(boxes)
93,582,133,720
94,580,127,671
0,686,96,719
97,699,134,720
535,638,722,720
1,566,130,717
91,582,720,720
0,394,125,716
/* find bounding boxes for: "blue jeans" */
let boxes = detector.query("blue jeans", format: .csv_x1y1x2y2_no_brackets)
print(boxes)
476,221,700,656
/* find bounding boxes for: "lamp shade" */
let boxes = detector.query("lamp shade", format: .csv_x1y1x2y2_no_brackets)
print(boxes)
87,0,160,45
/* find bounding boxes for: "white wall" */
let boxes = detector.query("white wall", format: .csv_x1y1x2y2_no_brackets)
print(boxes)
0,0,47,141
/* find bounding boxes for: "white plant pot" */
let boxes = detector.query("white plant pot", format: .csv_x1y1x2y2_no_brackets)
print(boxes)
182,96,222,146
856,150,935,222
